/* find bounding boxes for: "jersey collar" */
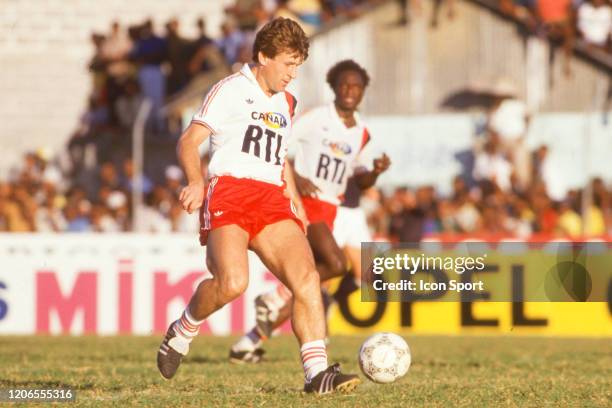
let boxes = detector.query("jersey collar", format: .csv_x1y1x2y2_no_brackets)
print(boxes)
328,102,361,130
240,63,257,84
241,63,282,100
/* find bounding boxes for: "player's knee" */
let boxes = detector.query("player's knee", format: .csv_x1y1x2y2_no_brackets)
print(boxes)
218,273,248,302
326,252,347,279
292,267,320,298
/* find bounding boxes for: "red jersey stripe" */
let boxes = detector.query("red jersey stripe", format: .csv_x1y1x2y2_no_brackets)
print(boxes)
359,128,371,152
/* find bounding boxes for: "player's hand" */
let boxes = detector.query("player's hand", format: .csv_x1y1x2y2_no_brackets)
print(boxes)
373,153,391,175
295,174,320,197
179,182,205,214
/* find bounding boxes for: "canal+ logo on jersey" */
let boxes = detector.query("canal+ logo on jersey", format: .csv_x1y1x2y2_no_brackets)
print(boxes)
323,139,352,157
251,111,288,129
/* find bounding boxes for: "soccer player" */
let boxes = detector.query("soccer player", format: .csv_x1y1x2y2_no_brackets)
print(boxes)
332,177,373,298
156,18,359,394
230,60,390,362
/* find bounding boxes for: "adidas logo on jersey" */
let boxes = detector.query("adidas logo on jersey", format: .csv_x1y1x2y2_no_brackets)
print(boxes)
214,211,224,217
246,98,254,104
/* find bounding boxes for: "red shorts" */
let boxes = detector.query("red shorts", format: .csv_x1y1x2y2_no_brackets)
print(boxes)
301,196,337,231
199,176,304,245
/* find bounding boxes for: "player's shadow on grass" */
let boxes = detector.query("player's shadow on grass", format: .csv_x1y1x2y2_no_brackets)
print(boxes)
184,355,225,365
1,379,95,390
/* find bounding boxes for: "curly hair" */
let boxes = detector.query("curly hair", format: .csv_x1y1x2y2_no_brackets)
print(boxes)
252,17,309,63
326,59,370,89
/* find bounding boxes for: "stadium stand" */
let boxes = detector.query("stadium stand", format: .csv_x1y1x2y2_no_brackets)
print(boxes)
0,0,610,238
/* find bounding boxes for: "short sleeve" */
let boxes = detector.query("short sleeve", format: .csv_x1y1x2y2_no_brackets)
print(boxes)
192,80,234,134
291,110,313,143
284,91,297,120
353,128,373,173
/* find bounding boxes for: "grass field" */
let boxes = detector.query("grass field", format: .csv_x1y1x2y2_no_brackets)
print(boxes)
0,335,610,407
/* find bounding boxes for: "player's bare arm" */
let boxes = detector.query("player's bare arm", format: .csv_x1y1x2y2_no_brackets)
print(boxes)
354,153,391,189
294,171,321,197
177,123,210,214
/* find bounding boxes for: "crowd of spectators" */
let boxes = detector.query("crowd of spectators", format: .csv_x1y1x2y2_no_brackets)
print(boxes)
499,0,612,74
2,125,611,239
364,162,611,242
65,0,384,183
1,0,611,238
0,150,203,233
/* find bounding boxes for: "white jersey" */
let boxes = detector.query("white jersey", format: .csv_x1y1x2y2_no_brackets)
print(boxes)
293,103,373,205
192,64,297,186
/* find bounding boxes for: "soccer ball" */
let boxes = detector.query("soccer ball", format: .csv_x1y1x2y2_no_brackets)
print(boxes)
358,332,411,383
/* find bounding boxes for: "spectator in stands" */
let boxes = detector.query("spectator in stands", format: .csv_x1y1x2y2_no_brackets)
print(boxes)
274,0,317,35
130,20,168,132
473,133,513,193
585,180,607,236
530,183,558,234
577,0,612,50
101,21,133,125
557,196,582,237
322,0,363,20
106,190,130,231
165,19,191,95
534,0,575,76
67,94,115,171
134,186,173,233
226,0,261,31
431,0,456,28
35,167,67,232
500,0,537,28
0,182,30,232
163,165,183,198
99,162,122,191
120,158,153,195
451,185,481,233
34,193,67,232
88,33,108,99
64,199,92,232
592,177,611,231
478,197,513,235
188,18,225,77
216,17,247,69
397,0,410,25
90,203,120,232
388,187,430,241
487,78,531,192
196,17,213,47
289,0,323,28
532,145,565,202
115,79,143,130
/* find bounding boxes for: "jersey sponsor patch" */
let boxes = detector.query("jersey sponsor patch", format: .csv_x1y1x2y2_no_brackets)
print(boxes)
250,111,288,129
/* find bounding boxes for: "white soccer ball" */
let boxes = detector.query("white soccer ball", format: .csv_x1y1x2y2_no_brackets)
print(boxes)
358,332,411,384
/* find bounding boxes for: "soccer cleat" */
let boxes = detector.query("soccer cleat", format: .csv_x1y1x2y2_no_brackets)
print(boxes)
303,363,361,395
254,294,278,339
228,348,265,364
157,323,188,379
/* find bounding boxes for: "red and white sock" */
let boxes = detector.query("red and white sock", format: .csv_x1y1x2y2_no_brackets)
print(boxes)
232,327,263,352
173,308,204,343
300,340,328,382
263,284,293,310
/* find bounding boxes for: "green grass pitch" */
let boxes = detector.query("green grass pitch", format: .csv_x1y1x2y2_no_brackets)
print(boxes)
0,335,610,407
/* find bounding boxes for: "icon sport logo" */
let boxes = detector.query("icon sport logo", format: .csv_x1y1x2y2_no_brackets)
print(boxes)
323,139,352,157
251,112,288,129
